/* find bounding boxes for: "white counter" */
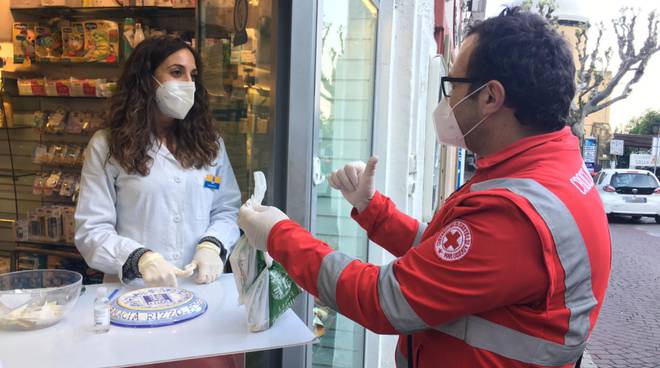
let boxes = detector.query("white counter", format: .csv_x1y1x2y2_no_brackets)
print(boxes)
0,274,315,368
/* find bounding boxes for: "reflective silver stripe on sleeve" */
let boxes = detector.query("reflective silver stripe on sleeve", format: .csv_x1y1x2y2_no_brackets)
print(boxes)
436,315,585,366
412,222,428,247
395,348,408,368
378,261,429,333
430,177,596,366
317,251,355,312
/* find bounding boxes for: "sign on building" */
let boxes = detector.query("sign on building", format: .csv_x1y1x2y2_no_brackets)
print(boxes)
583,137,598,172
610,139,624,156
629,154,656,168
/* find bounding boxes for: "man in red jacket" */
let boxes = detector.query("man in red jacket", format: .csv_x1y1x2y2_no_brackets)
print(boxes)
238,7,611,368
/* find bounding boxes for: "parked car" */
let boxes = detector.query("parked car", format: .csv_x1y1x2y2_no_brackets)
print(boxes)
595,169,660,223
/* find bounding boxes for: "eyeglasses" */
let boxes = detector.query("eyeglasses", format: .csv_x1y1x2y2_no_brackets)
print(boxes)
440,76,482,98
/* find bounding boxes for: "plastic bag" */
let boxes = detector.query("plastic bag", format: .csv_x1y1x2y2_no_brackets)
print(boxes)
230,171,300,332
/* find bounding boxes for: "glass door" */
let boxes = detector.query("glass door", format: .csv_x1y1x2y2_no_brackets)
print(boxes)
198,0,283,205
312,1,378,367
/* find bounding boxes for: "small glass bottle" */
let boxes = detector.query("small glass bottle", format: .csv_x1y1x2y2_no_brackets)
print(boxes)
93,287,110,333
133,23,145,47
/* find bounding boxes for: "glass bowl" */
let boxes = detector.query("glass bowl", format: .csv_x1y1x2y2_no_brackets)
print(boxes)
0,269,83,331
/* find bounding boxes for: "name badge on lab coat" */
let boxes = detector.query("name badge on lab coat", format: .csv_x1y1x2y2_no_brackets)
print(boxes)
204,175,221,190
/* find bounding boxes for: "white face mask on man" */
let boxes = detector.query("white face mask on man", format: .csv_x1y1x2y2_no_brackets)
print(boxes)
153,76,196,120
432,83,490,149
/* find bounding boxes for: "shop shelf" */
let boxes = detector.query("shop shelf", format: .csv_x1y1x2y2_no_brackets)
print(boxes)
0,212,17,223
10,6,195,19
15,243,82,259
0,171,35,179
0,125,35,130
4,94,110,100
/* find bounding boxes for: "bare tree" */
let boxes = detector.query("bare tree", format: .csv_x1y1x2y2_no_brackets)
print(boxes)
522,1,660,139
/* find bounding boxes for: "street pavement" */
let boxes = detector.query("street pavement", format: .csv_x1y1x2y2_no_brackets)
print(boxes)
586,216,660,368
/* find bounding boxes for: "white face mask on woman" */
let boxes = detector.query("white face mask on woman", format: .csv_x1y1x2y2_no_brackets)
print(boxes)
153,76,196,120
432,83,489,149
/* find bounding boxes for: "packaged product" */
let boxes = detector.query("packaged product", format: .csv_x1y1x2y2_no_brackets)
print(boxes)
13,23,36,64
59,175,76,197
41,0,68,5
44,110,67,134
83,20,119,63
96,81,117,97
32,173,48,195
33,111,49,130
28,208,48,242
172,0,196,7
65,111,84,134
35,24,63,62
13,219,29,242
63,145,82,166
82,79,100,97
9,0,41,8
45,206,64,242
62,206,76,244
32,144,49,164
44,171,63,196
45,79,71,97
18,78,46,96
46,144,65,165
61,23,86,62
86,111,105,133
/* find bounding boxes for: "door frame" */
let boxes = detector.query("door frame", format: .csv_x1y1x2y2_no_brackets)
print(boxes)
284,0,388,367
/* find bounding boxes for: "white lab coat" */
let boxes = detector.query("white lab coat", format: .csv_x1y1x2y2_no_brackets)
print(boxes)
75,130,241,279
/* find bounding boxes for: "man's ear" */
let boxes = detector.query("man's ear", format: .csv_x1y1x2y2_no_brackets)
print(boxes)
481,80,506,115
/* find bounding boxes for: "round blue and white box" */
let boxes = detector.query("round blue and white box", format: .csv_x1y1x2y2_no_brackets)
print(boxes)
110,287,208,328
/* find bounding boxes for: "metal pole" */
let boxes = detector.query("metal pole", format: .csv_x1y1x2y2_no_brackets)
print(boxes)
654,130,658,177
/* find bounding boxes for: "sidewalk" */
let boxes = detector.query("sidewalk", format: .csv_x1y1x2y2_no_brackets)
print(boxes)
582,351,598,368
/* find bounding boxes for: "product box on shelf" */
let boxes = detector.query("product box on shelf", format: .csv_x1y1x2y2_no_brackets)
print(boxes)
10,0,41,8
41,0,68,6
172,0,196,7
62,207,76,244
13,23,37,64
62,23,86,62
82,0,121,7
17,253,47,271
20,206,76,244
13,220,29,242
35,24,64,62
0,254,11,274
83,20,119,63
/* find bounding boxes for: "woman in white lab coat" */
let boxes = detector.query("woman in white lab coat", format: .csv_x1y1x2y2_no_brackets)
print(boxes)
75,36,241,287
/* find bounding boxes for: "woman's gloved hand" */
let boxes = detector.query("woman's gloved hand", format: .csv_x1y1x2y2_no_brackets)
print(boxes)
186,242,223,284
138,251,194,288
328,156,378,212
238,203,289,252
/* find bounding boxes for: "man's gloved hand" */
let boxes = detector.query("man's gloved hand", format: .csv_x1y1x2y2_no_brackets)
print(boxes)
237,203,289,251
328,156,378,213
138,251,194,288
185,242,223,284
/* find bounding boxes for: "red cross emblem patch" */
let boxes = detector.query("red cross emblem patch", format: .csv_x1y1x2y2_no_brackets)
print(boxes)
434,220,472,262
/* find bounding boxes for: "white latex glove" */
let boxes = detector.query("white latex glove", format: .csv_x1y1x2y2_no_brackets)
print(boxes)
328,156,378,212
138,251,194,288
185,242,223,284
237,203,289,251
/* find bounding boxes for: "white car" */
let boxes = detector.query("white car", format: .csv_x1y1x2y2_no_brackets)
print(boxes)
595,169,660,223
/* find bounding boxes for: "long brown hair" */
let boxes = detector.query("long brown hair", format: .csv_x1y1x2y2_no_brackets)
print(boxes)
106,36,219,176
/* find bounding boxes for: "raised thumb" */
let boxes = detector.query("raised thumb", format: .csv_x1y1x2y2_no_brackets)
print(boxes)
364,156,379,176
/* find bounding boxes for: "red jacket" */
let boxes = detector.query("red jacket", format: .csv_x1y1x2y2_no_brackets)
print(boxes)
267,127,611,367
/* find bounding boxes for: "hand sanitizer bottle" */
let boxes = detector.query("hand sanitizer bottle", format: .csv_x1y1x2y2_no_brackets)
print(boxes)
94,287,110,333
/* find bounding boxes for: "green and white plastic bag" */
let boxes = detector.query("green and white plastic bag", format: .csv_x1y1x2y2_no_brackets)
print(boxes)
229,171,301,332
